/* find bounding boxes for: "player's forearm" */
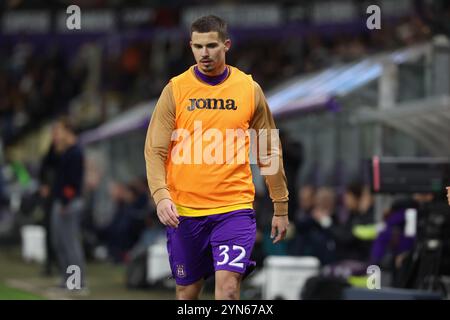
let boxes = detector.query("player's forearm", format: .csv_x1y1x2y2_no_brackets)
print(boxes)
264,173,289,215
145,147,171,206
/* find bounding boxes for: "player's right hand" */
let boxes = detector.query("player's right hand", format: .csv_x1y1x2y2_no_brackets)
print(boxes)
271,215,289,244
156,199,180,228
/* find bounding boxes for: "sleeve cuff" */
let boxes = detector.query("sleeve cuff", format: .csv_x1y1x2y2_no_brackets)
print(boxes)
274,201,288,216
152,188,172,206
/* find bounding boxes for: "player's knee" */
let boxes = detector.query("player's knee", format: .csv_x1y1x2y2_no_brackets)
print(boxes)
176,288,198,300
216,277,240,300
176,284,201,300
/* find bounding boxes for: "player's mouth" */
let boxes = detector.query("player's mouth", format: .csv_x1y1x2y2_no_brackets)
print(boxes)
200,59,213,65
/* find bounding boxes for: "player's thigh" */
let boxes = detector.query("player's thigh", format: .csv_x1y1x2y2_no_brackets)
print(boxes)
210,210,256,274
167,217,214,285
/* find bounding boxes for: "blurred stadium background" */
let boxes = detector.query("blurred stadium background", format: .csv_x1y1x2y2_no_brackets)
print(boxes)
0,0,450,300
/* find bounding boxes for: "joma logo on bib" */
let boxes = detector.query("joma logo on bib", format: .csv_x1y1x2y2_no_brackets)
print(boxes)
187,98,238,111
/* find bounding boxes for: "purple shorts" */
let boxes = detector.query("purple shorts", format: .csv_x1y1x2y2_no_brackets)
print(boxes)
166,208,256,286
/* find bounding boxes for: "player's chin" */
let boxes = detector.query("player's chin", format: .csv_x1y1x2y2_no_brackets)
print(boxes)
200,65,214,73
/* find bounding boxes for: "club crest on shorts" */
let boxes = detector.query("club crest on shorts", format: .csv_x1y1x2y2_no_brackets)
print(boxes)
176,264,186,278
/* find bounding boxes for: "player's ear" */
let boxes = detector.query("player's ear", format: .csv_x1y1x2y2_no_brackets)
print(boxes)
224,39,231,52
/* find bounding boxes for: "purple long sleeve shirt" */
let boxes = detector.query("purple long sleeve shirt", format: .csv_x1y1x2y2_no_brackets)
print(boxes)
370,209,416,264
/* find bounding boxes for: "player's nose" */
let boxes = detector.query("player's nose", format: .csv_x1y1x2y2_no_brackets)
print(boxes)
201,47,209,56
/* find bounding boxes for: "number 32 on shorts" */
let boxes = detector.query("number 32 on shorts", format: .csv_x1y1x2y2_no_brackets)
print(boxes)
217,245,246,269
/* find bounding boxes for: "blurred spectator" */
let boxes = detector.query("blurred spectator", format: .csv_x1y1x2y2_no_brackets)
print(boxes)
291,187,337,265
50,117,86,288
370,193,435,287
99,180,149,263
332,182,375,262
294,184,316,223
79,156,103,261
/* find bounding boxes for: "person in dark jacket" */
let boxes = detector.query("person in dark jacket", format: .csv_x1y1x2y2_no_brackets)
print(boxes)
292,187,337,265
50,117,86,289
333,182,375,262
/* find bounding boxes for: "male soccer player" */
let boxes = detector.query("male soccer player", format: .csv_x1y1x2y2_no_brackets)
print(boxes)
144,15,289,300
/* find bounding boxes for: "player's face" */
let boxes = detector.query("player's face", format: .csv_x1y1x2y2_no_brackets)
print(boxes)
190,31,230,75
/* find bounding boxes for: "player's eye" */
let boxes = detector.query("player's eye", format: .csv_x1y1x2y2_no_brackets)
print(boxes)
193,44,203,49
207,43,218,48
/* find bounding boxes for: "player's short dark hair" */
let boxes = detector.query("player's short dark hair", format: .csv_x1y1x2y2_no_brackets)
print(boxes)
191,15,229,42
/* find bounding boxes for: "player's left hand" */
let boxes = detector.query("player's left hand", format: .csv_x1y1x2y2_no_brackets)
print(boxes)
271,215,289,244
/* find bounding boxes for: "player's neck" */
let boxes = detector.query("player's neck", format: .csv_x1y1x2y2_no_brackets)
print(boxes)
194,64,229,86
196,61,227,76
